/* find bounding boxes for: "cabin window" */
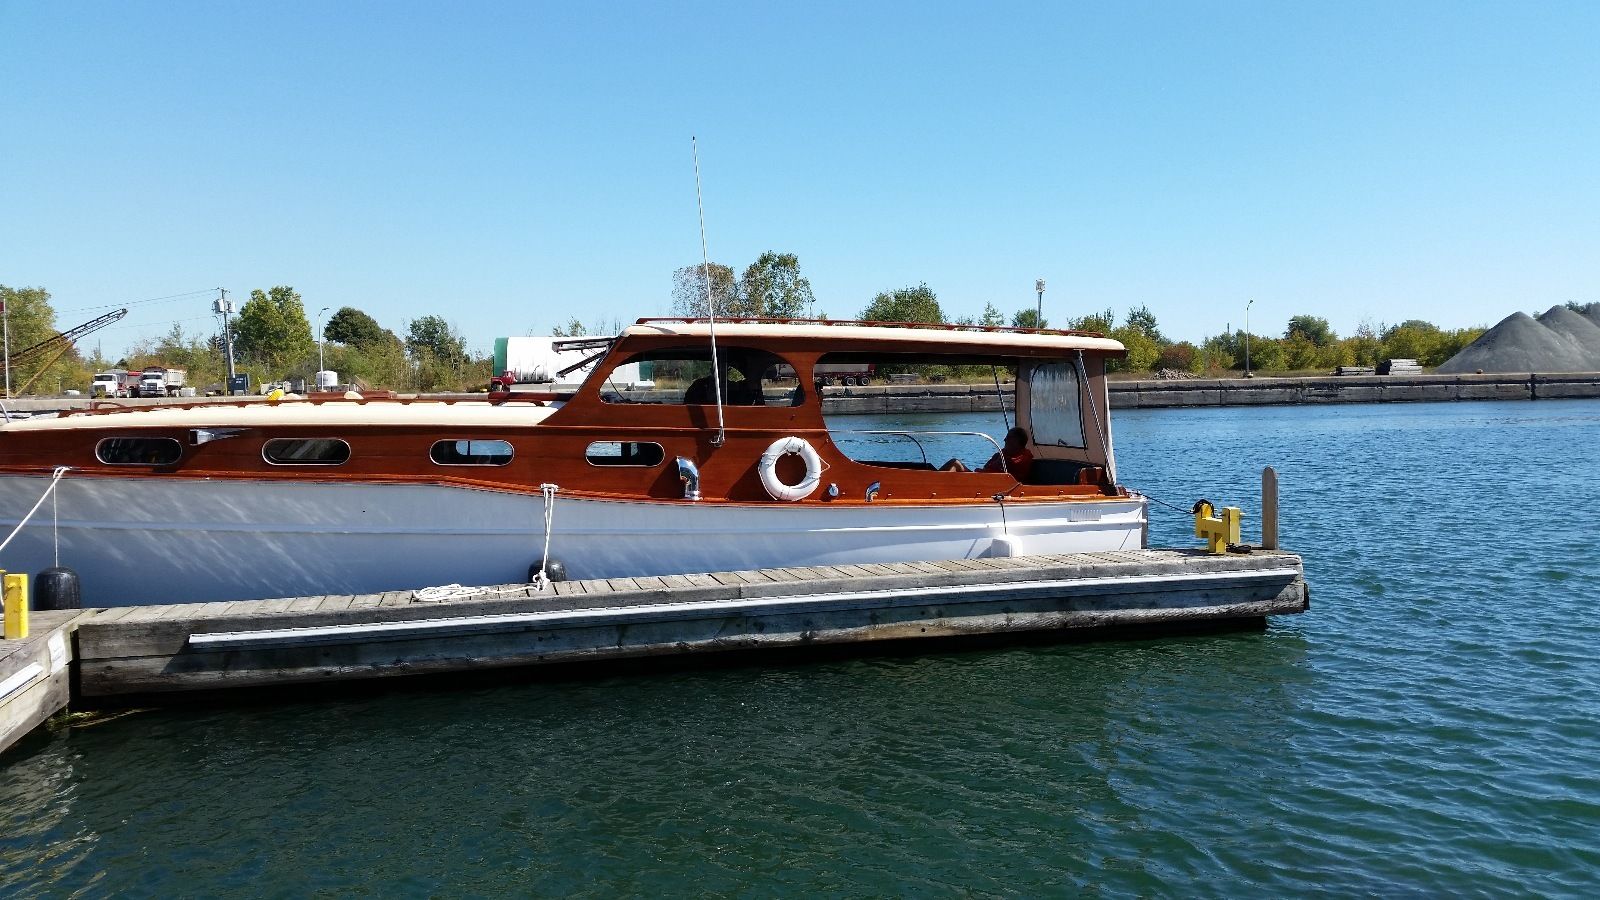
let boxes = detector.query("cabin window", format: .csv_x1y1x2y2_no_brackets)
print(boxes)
585,441,665,467
262,438,351,466
431,439,514,466
1028,363,1086,449
600,347,800,406
820,351,1021,472
96,437,182,466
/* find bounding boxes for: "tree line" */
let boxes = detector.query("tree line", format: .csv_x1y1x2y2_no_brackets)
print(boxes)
0,284,489,395
669,255,1497,375
0,270,1557,397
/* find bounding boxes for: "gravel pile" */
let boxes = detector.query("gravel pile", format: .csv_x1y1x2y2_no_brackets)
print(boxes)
1437,304,1600,374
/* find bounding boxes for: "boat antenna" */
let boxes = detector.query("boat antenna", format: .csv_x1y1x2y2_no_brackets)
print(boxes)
693,136,726,447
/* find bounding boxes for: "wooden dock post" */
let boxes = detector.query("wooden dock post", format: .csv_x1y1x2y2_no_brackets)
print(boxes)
1262,466,1279,551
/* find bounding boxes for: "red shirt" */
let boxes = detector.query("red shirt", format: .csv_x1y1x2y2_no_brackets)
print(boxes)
981,447,1033,479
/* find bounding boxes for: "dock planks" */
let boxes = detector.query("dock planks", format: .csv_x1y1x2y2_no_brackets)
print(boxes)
66,549,1308,698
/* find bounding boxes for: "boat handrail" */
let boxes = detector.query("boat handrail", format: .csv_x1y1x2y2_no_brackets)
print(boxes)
830,430,1004,468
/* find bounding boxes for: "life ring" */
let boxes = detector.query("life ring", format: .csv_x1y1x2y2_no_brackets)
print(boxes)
758,436,824,501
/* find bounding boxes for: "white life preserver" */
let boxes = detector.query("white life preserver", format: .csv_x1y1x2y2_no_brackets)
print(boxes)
758,436,824,501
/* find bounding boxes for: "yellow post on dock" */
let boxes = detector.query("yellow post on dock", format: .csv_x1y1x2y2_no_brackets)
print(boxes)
1194,501,1242,554
2,571,27,640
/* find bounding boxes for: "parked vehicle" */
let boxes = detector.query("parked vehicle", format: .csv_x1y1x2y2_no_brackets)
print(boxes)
813,362,875,387
134,366,187,398
89,371,137,398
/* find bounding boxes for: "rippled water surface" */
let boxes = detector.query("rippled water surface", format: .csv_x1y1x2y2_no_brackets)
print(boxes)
4,400,1600,896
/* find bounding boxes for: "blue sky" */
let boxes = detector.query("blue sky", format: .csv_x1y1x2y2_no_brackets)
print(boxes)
3,1,1596,356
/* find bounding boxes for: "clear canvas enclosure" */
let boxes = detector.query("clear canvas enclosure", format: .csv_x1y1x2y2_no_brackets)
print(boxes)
1027,362,1085,449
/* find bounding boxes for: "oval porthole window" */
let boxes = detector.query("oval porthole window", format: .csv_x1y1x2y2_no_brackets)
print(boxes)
585,441,665,467
96,437,183,466
431,439,514,466
263,438,351,465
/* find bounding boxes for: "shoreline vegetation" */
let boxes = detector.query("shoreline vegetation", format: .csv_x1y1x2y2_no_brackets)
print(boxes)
7,253,1583,397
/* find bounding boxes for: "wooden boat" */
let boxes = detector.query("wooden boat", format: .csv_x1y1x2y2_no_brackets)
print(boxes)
0,319,1145,606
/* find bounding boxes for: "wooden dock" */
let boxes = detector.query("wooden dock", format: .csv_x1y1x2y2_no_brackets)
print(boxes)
1,610,84,755
3,549,1307,755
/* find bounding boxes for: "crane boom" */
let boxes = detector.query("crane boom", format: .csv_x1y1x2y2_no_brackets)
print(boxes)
7,308,129,369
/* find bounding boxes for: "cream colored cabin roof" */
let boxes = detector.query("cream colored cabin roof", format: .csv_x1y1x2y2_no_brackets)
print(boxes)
1,400,557,432
621,322,1127,354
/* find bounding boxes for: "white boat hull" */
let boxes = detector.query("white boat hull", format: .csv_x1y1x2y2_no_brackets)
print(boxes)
0,476,1147,606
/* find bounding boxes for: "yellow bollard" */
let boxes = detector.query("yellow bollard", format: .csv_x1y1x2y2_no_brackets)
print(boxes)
2,571,27,640
1193,501,1242,554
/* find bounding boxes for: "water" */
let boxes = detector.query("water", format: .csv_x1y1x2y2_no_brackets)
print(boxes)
4,400,1600,896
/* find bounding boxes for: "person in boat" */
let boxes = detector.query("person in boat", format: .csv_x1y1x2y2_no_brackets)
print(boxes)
941,426,1033,479
684,353,769,406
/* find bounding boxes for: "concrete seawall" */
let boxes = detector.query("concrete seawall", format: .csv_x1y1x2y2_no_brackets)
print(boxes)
1106,372,1600,409
815,372,1600,414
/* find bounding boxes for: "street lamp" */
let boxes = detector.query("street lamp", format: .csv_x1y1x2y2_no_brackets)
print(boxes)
1244,299,1255,378
317,306,330,379
1035,278,1045,328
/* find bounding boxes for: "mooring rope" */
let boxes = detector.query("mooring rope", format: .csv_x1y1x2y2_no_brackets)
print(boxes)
411,483,562,602
411,582,529,604
0,466,70,559
530,482,559,592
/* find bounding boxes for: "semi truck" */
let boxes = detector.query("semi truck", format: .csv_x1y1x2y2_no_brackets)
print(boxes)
90,370,139,397
134,366,187,397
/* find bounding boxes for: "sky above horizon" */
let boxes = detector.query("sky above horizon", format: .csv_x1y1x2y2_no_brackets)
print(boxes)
3,1,1597,357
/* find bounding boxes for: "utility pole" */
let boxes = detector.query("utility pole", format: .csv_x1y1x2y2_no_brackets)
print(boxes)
215,287,237,384
1035,278,1045,328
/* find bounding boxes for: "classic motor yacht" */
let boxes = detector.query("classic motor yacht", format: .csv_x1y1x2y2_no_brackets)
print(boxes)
0,319,1146,606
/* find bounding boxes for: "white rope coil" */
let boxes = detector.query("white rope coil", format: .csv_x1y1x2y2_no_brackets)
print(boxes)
412,583,528,604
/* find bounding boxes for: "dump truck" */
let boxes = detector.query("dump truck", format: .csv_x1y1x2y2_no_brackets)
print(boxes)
90,370,137,398
135,366,187,397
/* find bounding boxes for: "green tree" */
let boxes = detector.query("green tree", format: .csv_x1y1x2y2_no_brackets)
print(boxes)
860,284,945,324
1011,309,1048,329
0,285,88,394
1123,305,1164,344
406,315,467,368
1341,320,1383,366
979,302,1005,327
125,322,227,393
1380,322,1441,364
1108,326,1160,372
1199,334,1236,371
1432,327,1487,367
235,286,315,373
1282,333,1321,370
323,307,398,351
1154,341,1199,372
1068,308,1116,334
1285,315,1335,346
1241,332,1286,371
740,252,816,318
672,263,741,318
